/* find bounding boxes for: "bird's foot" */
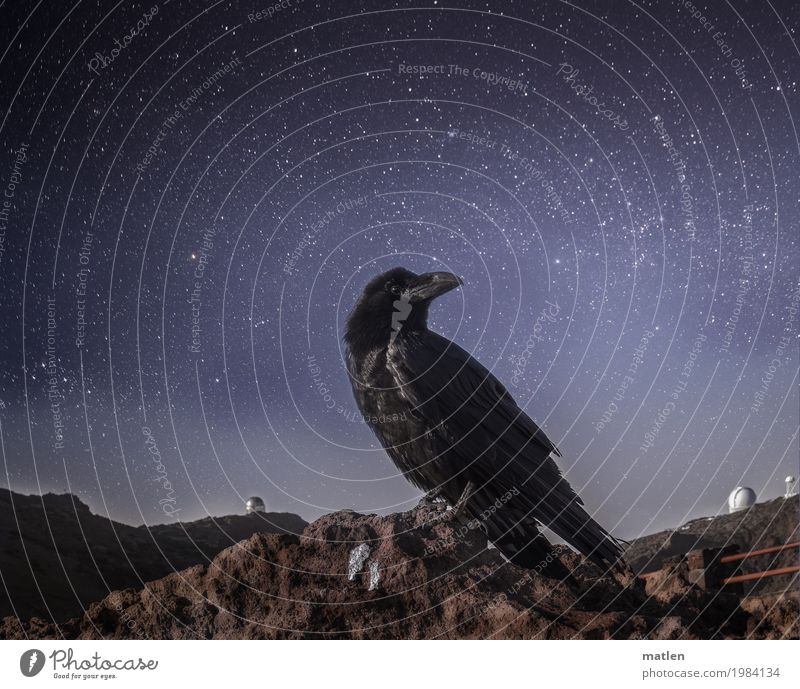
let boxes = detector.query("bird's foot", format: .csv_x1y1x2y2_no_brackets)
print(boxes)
424,486,443,501
447,481,476,522
419,486,446,508
417,487,449,525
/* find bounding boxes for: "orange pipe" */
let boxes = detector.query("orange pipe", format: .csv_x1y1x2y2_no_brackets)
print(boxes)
719,541,800,563
722,565,800,585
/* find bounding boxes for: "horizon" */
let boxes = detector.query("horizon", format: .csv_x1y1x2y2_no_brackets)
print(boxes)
2,482,795,537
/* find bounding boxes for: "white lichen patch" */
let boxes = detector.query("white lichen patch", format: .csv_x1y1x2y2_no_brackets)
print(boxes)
347,543,371,580
367,559,381,591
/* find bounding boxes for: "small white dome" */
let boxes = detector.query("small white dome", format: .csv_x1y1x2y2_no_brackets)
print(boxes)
245,496,266,514
728,486,756,513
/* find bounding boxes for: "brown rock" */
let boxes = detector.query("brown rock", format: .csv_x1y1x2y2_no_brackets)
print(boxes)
0,502,776,640
0,488,306,622
625,495,799,596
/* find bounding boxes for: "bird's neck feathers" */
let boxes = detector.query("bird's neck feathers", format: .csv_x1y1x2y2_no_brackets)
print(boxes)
344,298,430,357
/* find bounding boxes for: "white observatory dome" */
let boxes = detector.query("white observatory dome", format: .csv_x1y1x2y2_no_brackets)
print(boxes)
245,496,266,514
728,486,756,513
786,476,798,498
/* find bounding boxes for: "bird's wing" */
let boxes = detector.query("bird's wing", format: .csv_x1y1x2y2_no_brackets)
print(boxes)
388,329,563,460
387,328,583,510
387,330,623,569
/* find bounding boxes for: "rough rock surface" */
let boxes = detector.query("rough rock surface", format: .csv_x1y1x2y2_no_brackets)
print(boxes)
2,500,795,640
624,495,799,595
0,488,307,622
639,555,798,640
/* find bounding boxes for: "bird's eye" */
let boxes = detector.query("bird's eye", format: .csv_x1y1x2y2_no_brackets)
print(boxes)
385,282,401,295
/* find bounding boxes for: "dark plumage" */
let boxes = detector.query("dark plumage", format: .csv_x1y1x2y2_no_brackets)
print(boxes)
345,267,624,577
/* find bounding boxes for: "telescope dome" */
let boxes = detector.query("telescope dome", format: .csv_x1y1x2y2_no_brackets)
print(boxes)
728,486,756,513
245,496,266,514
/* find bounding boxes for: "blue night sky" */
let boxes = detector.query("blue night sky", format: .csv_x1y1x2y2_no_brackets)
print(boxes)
0,0,797,539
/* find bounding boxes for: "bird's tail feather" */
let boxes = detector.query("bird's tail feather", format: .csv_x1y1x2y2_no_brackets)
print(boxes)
471,474,625,573
476,507,576,582
525,488,625,572
492,528,576,583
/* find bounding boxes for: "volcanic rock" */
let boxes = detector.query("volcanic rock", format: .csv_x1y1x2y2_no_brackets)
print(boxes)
3,500,790,640
0,488,306,622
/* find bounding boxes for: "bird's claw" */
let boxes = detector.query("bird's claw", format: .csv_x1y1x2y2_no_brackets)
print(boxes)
418,487,448,518
448,481,476,522
424,486,443,500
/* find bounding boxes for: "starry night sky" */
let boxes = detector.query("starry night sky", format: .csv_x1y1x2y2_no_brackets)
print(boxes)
0,0,797,538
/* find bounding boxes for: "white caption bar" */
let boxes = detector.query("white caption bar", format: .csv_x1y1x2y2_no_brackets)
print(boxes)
1,639,796,686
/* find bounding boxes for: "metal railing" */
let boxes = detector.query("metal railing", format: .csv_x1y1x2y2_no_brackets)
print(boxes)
638,541,800,591
719,541,800,585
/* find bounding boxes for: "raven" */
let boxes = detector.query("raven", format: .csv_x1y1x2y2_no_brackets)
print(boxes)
345,267,623,576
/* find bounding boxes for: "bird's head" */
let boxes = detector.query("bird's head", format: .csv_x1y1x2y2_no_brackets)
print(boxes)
344,266,462,354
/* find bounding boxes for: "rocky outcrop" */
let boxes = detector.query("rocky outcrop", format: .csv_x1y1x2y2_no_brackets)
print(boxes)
3,500,793,640
624,496,799,595
2,490,797,640
0,488,306,622
639,555,798,639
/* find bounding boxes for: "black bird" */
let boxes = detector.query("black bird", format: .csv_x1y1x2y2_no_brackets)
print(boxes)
345,267,624,577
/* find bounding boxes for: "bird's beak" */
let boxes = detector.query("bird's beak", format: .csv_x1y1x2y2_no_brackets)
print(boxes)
407,272,463,303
